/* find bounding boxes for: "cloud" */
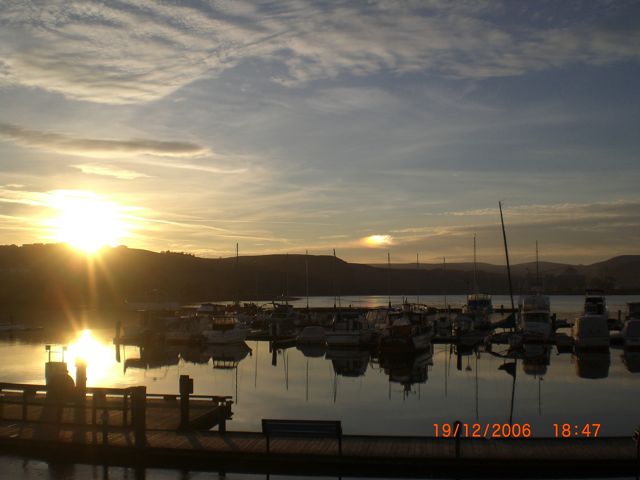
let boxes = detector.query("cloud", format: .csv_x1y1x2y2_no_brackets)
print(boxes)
0,123,208,157
0,1,638,103
71,163,150,180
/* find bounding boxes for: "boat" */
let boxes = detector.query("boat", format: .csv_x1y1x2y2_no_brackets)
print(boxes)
326,311,375,348
458,236,493,330
201,313,248,345
378,303,434,353
572,317,610,350
621,319,640,349
296,325,326,345
517,289,552,342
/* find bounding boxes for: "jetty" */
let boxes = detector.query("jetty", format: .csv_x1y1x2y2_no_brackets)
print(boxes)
0,378,638,477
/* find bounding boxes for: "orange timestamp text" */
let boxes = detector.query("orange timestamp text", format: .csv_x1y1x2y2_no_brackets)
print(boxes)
433,423,532,439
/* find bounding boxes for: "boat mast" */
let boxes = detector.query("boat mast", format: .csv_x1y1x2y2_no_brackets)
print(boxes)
416,253,420,305
235,243,240,307
305,249,310,311
443,257,447,310
499,201,515,312
473,234,478,294
387,252,391,308
333,249,341,309
536,240,540,287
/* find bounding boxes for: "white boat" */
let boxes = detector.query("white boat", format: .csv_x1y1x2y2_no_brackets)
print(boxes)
517,290,552,342
201,313,248,344
296,325,326,345
326,311,375,348
572,291,610,349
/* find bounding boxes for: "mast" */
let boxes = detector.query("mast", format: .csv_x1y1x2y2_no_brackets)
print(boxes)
333,249,341,309
416,253,420,304
387,252,391,308
473,234,478,294
443,257,447,310
536,240,540,287
235,242,240,307
499,201,515,312
305,249,310,311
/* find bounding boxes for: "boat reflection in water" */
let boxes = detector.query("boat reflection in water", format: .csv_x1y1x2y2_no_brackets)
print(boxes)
378,344,433,395
572,350,611,379
123,344,180,372
326,348,370,377
122,342,251,371
296,343,327,358
521,344,551,377
621,348,640,373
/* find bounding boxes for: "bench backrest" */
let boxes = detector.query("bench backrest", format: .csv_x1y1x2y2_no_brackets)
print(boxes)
262,419,342,437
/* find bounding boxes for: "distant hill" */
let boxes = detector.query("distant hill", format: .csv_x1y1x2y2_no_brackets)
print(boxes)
0,244,638,309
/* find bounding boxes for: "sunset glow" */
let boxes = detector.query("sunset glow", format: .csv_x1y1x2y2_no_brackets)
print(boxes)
364,235,393,247
45,190,130,253
66,330,116,385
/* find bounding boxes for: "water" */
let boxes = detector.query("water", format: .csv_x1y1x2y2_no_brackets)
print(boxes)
1,295,639,479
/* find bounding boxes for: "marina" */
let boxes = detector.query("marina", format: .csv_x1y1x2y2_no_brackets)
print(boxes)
0,294,639,477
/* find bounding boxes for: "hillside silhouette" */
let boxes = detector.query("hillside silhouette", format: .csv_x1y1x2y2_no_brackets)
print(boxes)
0,244,638,309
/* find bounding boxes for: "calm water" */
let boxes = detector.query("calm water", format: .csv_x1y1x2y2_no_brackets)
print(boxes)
1,295,639,479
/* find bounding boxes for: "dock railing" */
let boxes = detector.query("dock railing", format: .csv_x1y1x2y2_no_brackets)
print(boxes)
0,382,147,448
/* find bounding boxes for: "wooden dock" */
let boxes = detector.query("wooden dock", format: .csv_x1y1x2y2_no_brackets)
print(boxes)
0,379,638,477
0,420,637,477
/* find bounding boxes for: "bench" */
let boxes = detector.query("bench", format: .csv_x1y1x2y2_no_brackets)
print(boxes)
261,419,342,455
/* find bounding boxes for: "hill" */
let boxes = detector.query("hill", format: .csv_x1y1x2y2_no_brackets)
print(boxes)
0,244,638,309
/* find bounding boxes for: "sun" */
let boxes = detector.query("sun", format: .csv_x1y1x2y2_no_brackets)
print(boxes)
363,234,393,247
45,190,130,253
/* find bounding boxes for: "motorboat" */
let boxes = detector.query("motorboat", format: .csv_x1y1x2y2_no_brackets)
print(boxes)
201,313,248,344
621,319,640,349
326,311,375,348
572,316,610,350
379,303,434,353
459,293,493,330
517,290,552,342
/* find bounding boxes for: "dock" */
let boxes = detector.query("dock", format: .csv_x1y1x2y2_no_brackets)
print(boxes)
0,420,638,477
0,380,638,477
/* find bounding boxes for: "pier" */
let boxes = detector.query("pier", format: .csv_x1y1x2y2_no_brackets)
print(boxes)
0,380,638,477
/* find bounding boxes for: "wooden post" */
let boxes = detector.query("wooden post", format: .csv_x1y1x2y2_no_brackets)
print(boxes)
131,386,146,449
101,409,109,445
179,375,193,430
122,392,129,427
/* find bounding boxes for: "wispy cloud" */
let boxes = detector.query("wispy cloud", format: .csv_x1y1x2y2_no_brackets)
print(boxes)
1,2,638,103
0,123,208,157
72,163,149,180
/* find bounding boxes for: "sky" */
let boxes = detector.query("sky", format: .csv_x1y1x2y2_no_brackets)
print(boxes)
0,0,639,265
